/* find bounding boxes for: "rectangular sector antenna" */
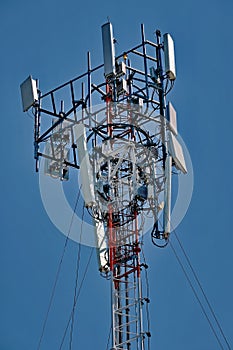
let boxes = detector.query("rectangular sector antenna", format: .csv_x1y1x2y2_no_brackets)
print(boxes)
102,22,115,78
168,131,187,174
166,102,177,135
163,33,176,81
75,123,96,207
94,220,109,273
20,76,38,112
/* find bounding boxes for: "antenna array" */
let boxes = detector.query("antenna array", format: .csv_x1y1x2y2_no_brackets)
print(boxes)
21,22,187,350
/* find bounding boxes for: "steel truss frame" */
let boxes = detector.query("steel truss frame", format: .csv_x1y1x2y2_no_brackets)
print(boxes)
29,25,175,350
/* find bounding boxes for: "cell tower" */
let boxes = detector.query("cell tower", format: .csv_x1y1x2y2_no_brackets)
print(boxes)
21,22,187,349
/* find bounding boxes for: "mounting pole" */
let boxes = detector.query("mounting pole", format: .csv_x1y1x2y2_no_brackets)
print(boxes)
155,29,172,238
141,24,149,105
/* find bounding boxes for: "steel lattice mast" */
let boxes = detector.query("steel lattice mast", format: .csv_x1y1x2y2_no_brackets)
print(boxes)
20,22,187,349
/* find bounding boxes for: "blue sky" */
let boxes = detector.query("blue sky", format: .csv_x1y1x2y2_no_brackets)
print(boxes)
1,0,233,349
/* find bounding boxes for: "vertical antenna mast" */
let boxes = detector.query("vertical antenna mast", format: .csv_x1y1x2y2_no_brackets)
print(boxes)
20,21,187,349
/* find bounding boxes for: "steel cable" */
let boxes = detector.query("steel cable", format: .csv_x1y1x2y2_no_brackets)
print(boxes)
105,325,112,350
153,217,231,350
59,247,94,349
69,204,85,350
169,239,225,350
36,187,82,350
173,231,231,350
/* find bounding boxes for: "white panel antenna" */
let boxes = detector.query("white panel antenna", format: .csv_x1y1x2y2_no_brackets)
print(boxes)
163,155,172,236
168,131,187,174
116,61,126,77
116,78,128,95
75,123,96,207
166,101,177,135
102,22,116,78
94,219,109,273
163,33,176,81
20,76,38,112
